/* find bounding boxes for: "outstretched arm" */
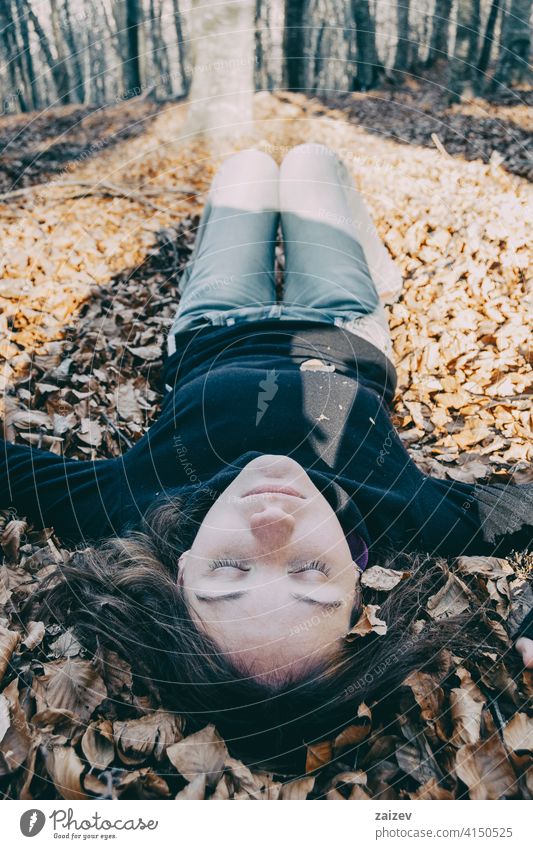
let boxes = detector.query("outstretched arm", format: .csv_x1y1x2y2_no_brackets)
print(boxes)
414,476,533,557
1,438,122,544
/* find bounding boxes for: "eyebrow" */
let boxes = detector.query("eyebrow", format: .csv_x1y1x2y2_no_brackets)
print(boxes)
194,591,342,609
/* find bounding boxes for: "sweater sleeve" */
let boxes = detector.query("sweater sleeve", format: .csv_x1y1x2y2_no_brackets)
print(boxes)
0,438,124,545
414,476,533,557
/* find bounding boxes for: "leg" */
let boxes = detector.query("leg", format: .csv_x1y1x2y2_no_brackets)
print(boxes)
168,149,279,352
280,144,402,314
279,143,401,360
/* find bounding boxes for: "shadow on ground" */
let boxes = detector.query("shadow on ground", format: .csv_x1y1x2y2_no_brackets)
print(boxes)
309,76,532,180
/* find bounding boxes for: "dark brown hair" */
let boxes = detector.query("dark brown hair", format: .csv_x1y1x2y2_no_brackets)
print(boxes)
41,489,496,771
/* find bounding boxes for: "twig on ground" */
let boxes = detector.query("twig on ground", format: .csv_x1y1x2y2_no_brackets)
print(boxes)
0,181,196,214
101,414,134,449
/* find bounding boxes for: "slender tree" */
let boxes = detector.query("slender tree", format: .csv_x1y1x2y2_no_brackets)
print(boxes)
283,0,307,90
492,0,533,87
394,0,411,74
124,0,142,95
476,0,502,88
172,0,190,95
351,0,381,90
425,0,453,67
61,0,86,102
0,0,29,111
14,0,39,109
149,0,172,95
24,0,71,103
449,0,480,102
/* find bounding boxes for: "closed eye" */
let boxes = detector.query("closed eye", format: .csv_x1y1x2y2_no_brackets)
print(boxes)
208,559,330,575
288,560,331,577
208,559,250,571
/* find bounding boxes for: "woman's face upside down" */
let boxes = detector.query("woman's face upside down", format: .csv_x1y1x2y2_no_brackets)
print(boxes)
178,455,360,681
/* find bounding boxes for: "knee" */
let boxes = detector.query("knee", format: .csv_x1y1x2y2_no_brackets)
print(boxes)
281,143,336,166
222,148,279,180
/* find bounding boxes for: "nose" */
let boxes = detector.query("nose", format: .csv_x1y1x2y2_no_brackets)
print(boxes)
249,506,296,545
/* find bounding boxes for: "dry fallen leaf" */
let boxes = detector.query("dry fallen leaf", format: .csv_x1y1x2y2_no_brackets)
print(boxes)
0,625,20,685
502,714,533,753
361,565,410,591
166,724,227,784
0,678,33,775
32,659,107,725
114,711,183,764
347,603,388,638
426,572,473,619
455,736,520,799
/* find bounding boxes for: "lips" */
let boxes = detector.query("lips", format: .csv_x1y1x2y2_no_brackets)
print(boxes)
242,485,305,499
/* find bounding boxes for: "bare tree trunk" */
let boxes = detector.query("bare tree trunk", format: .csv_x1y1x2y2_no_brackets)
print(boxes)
124,0,142,95
313,18,326,91
476,0,502,88
24,0,71,103
425,0,453,67
449,0,479,102
50,0,73,102
172,0,190,95
14,0,39,109
283,0,307,90
62,0,86,102
185,0,256,141
0,0,31,111
394,0,411,74
492,0,533,88
149,0,172,95
351,0,381,90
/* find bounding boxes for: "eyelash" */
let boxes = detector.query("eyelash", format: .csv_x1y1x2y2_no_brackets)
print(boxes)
291,560,331,577
209,559,250,571
208,559,330,576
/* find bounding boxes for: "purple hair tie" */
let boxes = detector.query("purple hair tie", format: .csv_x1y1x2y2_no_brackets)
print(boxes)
346,531,369,572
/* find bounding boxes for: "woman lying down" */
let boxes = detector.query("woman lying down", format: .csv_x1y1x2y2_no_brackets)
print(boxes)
2,146,532,768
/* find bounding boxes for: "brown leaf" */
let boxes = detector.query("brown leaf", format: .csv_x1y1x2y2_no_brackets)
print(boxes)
0,625,20,685
167,724,227,784
346,604,387,638
0,678,33,775
360,565,410,591
455,556,514,580
115,381,142,421
78,417,103,447
327,770,369,800
126,344,161,361
404,670,445,722
114,711,183,764
21,620,46,651
1,519,28,562
41,743,88,801
449,688,484,746
32,659,107,725
427,572,473,619
279,776,315,800
82,720,115,770
305,740,333,772
455,737,519,799
175,773,207,799
409,778,454,800
502,714,533,752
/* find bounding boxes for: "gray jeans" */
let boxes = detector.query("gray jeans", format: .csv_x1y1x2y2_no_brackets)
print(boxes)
167,144,403,362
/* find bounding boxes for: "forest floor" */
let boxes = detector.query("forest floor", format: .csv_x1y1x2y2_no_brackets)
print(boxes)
0,77,532,800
